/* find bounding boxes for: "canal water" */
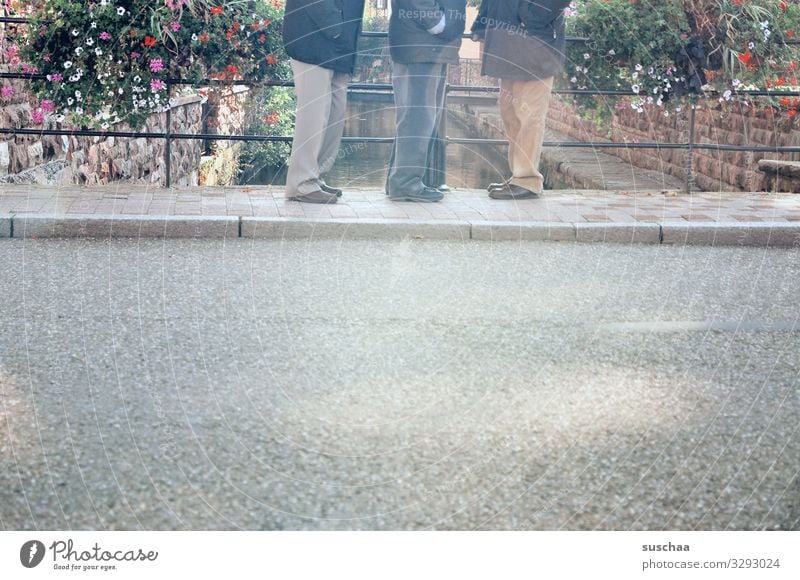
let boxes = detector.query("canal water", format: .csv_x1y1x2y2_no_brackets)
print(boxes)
243,98,511,190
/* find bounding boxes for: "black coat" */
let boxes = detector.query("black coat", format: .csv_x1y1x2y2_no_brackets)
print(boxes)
388,0,466,64
471,0,570,80
283,0,366,73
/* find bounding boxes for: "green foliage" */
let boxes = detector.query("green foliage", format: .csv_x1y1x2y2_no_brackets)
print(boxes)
565,0,800,115
238,86,295,183
18,0,289,130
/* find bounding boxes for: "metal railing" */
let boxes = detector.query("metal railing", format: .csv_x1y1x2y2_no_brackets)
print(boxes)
2,16,800,191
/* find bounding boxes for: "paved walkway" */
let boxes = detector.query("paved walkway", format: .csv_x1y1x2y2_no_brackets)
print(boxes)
2,184,800,246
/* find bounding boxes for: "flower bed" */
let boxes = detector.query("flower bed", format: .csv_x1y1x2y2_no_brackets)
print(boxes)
13,0,289,130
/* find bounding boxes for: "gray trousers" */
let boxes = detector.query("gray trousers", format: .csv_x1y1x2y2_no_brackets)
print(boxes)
386,62,448,196
286,59,350,196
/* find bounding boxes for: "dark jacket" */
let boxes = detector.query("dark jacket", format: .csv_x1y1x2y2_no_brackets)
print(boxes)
283,0,365,73
388,0,467,64
471,0,570,80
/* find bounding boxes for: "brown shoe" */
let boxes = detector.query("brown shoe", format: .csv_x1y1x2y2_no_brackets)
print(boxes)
287,190,338,204
489,184,540,200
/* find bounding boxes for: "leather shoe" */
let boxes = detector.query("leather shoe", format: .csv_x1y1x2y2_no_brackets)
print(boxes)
487,178,512,192
287,190,338,204
388,186,444,202
489,184,540,200
319,182,343,197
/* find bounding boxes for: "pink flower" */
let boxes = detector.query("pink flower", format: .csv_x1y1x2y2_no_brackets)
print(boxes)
21,63,38,74
150,79,166,92
170,21,180,32
149,58,164,72
130,51,141,59
1,86,14,99
99,31,112,40
47,73,64,82
41,99,55,113
31,109,45,124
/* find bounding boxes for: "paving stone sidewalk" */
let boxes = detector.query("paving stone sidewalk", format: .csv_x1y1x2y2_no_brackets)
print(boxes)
2,184,800,246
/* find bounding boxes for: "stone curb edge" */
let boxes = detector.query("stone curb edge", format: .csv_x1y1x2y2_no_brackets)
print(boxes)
2,214,800,247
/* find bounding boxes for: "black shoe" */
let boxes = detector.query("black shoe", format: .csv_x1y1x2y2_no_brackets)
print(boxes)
489,184,539,200
388,187,444,203
287,190,338,204
319,182,343,197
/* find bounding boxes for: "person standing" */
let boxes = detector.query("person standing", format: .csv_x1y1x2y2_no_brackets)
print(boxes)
386,0,466,202
283,0,365,203
471,0,570,200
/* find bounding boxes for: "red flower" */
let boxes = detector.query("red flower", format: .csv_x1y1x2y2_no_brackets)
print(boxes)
233,22,240,31
780,97,791,106
226,29,234,40
200,32,209,42
780,0,788,11
143,36,156,48
789,109,797,117
266,54,277,66
211,6,223,15
226,64,238,76
259,34,266,44
788,30,795,38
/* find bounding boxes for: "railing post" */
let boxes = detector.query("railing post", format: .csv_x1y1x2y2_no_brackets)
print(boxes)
685,104,696,194
164,77,172,188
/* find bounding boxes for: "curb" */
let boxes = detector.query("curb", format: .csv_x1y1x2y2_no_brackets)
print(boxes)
9,214,239,239
241,217,472,240
3,214,800,247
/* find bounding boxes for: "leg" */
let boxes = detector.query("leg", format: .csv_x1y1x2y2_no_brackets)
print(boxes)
318,70,350,179
507,77,554,193
425,64,448,189
498,78,521,184
387,62,446,196
285,59,333,196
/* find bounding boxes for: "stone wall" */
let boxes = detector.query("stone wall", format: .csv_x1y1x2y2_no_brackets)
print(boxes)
62,94,203,186
547,98,800,193
1,19,65,181
199,85,250,186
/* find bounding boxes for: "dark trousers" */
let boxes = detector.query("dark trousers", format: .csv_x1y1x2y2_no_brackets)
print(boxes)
386,62,447,196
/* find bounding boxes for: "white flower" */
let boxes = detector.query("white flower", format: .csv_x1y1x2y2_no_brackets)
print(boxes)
631,84,640,94
608,49,615,56
648,67,654,75
570,76,577,83
101,122,110,130
653,87,659,94
69,74,79,82
192,34,198,41
75,107,83,114
67,97,74,105
91,22,97,29
64,60,73,69
632,71,638,79
71,29,79,36
583,53,590,60
86,38,94,46
95,48,103,56
75,47,83,55
732,78,741,88
133,75,142,83
117,7,125,16
118,88,124,94
635,63,642,71
748,42,755,50
75,90,81,98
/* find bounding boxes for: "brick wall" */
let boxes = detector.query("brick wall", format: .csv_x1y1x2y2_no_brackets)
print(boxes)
547,98,800,193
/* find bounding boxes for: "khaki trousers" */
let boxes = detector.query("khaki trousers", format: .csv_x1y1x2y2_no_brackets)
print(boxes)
286,59,350,196
498,76,554,193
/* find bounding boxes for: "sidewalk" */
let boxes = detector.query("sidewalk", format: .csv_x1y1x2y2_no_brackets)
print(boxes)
2,184,800,246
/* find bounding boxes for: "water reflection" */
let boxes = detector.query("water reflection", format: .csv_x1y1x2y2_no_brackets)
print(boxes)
324,99,510,190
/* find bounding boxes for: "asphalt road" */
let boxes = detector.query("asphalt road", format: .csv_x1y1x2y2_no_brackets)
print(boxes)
0,238,798,530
